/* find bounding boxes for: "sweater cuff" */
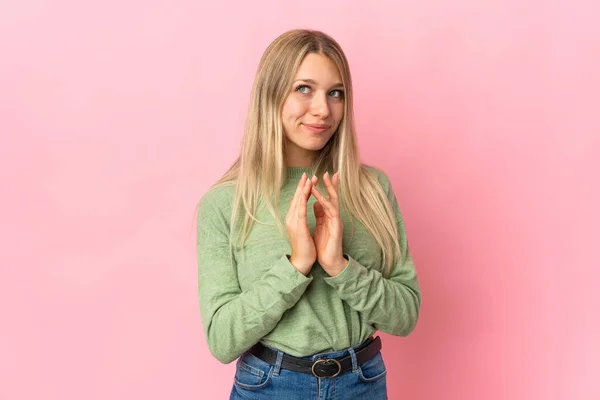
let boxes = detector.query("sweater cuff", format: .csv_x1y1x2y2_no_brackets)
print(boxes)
275,254,314,296
323,254,362,286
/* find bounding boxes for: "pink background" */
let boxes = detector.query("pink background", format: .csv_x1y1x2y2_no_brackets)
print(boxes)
1,0,599,399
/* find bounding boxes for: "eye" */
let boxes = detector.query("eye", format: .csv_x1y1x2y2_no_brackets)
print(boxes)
329,89,344,98
296,85,311,94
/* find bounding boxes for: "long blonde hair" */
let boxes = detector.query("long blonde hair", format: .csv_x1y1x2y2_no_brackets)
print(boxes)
213,29,400,277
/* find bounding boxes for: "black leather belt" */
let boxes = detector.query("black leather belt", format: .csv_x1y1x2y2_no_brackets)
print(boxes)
248,336,382,378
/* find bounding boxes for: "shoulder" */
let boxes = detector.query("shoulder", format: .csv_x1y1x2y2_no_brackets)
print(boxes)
198,182,236,216
361,164,393,194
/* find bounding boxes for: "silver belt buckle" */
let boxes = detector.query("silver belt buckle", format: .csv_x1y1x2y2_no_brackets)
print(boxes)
311,358,342,378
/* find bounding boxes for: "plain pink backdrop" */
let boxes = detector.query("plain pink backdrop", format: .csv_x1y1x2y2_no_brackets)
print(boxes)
1,1,598,399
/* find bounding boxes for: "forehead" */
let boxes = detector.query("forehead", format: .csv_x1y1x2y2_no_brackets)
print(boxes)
294,53,342,83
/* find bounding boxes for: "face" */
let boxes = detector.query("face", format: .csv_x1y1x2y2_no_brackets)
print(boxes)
281,53,345,167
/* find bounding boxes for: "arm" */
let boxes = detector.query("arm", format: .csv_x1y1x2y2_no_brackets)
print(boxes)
323,171,421,336
197,191,313,364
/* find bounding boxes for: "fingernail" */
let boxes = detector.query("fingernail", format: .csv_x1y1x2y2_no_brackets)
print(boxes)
301,172,306,179
312,175,317,181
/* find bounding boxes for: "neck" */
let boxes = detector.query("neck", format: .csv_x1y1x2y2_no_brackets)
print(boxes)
284,144,317,168
285,157,316,168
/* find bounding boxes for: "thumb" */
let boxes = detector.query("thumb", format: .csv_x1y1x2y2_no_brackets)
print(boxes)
313,200,325,218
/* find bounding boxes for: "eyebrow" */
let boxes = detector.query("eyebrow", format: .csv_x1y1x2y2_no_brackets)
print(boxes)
294,79,344,89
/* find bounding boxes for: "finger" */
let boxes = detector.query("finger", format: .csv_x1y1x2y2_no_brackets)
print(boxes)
332,172,339,191
323,172,339,207
297,178,311,219
313,200,325,219
301,175,312,198
310,185,336,218
332,172,340,207
297,190,307,220
290,172,307,209
296,172,308,197
310,175,318,200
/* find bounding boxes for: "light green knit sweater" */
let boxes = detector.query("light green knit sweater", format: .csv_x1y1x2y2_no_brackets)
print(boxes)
197,165,420,364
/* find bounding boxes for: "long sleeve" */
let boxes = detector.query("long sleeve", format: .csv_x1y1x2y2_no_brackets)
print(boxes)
196,190,313,364
323,171,421,336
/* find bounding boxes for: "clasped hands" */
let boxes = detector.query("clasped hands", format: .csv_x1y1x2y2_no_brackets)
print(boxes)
286,172,348,277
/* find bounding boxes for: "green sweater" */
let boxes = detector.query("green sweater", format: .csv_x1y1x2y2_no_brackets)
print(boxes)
197,165,421,364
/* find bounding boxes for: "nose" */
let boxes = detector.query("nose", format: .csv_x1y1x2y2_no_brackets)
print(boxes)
310,92,330,118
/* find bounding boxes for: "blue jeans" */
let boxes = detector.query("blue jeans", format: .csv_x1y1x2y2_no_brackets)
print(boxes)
229,340,387,399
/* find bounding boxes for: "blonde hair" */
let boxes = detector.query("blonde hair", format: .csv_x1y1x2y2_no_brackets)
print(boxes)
212,29,400,277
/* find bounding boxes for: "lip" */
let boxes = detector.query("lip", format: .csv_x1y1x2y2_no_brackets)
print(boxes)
302,123,331,133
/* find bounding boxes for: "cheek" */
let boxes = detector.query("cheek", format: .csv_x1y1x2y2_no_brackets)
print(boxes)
282,98,306,121
333,103,345,123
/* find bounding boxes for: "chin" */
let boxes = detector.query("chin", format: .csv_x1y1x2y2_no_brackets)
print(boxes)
302,142,329,152
286,132,334,153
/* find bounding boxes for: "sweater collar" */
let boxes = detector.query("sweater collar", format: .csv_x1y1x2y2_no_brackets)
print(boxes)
286,167,316,180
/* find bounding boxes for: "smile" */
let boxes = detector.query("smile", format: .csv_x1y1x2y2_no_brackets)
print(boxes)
302,124,331,133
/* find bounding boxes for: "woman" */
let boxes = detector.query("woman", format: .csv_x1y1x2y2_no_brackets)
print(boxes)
196,29,421,399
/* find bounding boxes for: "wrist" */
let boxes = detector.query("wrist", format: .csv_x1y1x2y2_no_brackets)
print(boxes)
327,256,349,277
287,255,313,276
